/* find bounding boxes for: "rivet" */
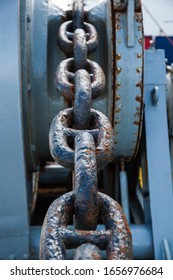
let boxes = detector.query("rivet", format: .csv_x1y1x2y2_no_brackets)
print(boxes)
115,107,121,113
116,67,122,74
136,15,142,22
116,53,121,60
115,95,121,101
116,82,121,89
116,17,121,23
137,53,142,58
137,67,141,73
136,95,142,102
138,38,142,45
116,24,121,30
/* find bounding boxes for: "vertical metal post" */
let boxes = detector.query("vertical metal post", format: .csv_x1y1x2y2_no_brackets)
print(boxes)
127,0,135,47
119,170,130,223
144,50,173,259
0,0,29,259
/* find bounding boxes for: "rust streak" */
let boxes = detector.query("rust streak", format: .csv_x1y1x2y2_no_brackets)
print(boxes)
134,121,140,126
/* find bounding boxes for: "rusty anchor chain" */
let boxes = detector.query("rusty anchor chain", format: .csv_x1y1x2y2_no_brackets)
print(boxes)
40,0,132,260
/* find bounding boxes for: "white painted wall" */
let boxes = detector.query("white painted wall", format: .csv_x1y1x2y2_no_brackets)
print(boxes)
142,0,173,36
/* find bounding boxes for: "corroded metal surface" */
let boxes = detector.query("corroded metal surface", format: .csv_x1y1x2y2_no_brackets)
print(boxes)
58,21,98,57
74,244,102,260
49,108,114,170
40,192,74,260
113,0,141,11
112,3,144,160
74,29,87,70
73,0,84,29
74,132,98,230
73,70,91,129
99,192,132,259
40,192,132,260
54,58,105,100
40,0,132,260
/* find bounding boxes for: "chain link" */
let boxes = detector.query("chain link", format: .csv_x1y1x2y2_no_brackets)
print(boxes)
40,0,132,260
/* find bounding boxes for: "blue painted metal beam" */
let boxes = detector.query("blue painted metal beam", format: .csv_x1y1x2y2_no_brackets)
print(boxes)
0,0,29,260
144,49,173,259
119,170,130,223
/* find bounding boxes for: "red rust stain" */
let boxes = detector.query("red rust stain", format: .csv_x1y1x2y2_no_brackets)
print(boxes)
136,95,142,102
134,121,140,126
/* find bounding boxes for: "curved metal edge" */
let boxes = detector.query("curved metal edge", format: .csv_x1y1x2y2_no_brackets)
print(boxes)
58,21,98,56
39,192,75,260
49,108,114,170
113,6,144,161
54,58,105,100
39,191,132,260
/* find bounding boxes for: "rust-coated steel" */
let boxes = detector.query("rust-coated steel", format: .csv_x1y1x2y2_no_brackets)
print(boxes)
40,0,132,260
40,192,132,260
74,244,102,260
58,21,98,56
73,70,91,129
55,58,105,100
49,108,114,170
74,132,99,230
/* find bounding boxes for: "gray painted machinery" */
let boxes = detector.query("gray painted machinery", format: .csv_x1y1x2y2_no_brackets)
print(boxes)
0,0,173,260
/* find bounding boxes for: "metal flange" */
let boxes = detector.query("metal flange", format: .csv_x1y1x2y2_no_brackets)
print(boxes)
112,0,144,161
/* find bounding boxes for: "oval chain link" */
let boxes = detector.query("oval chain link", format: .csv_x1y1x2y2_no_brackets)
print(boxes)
40,0,132,260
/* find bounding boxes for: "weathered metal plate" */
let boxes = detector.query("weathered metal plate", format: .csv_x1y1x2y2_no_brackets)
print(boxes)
0,0,29,259
144,50,173,259
113,11,144,160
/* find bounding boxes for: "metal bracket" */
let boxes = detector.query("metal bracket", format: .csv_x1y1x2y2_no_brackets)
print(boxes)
151,86,159,106
144,49,173,259
127,0,135,47
113,6,144,160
